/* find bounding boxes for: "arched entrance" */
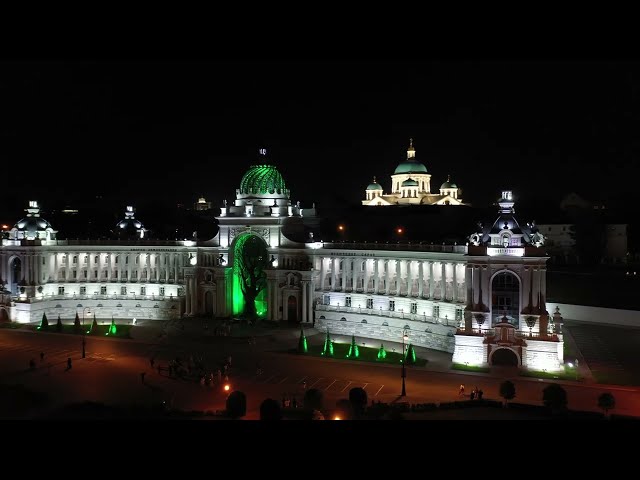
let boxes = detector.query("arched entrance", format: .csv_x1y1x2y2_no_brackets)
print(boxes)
491,348,519,366
10,257,22,295
491,271,520,326
287,295,298,323
0,308,9,323
231,233,268,319
204,291,214,315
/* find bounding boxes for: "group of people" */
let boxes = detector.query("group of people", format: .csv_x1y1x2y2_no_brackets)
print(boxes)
459,384,484,400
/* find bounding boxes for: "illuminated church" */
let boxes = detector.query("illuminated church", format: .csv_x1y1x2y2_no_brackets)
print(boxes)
363,139,466,206
0,149,563,371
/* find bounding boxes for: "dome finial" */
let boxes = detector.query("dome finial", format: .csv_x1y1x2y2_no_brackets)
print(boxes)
407,138,416,158
447,174,451,182
373,176,376,183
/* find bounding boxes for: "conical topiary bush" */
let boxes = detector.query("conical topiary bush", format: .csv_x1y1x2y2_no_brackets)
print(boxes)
377,343,387,360
90,313,99,335
38,312,49,330
405,343,417,365
56,314,62,332
74,312,81,333
298,325,308,353
321,329,334,357
346,334,359,358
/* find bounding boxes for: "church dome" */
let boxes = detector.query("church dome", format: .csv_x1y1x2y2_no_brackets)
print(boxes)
394,161,428,175
116,206,145,237
440,175,457,189
366,176,383,190
14,216,53,234
402,178,419,187
239,164,287,195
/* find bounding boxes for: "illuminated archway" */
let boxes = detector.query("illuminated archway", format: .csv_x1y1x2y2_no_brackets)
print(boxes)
231,233,268,319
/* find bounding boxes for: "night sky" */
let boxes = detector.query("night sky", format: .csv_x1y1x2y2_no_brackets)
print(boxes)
1,60,639,220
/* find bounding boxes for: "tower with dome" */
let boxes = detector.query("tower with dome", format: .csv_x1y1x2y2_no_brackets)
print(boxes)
362,139,466,206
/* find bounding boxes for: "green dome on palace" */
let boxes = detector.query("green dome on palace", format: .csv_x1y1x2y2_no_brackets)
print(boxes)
239,164,287,195
402,178,419,187
441,181,457,189
367,182,383,190
394,160,428,175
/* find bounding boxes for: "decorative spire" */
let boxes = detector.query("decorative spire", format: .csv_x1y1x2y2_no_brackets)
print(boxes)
447,174,451,182
407,138,416,159
373,176,377,183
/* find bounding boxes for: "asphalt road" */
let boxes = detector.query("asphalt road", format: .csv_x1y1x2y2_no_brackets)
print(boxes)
2,327,640,419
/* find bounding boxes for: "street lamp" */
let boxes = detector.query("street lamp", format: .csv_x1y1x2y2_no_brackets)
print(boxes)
401,327,409,397
81,306,91,359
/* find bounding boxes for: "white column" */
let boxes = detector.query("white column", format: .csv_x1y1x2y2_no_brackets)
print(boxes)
320,257,326,291
302,280,308,322
395,260,400,294
441,262,446,300
540,267,547,308
532,268,539,308
473,266,480,306
465,265,472,307
384,260,390,295
429,261,434,299
191,276,197,315
374,259,379,293
185,276,192,314
331,258,337,291
308,280,314,321
452,262,458,303
107,254,112,282
418,261,424,298
522,266,531,310
340,258,346,292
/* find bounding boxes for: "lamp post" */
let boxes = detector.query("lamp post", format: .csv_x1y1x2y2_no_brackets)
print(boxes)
81,306,91,359
401,327,409,397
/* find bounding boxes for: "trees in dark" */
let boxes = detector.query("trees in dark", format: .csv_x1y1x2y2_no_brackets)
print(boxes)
542,384,568,413
349,387,368,418
259,398,282,420
499,380,516,405
597,392,616,417
226,391,247,419
303,388,323,411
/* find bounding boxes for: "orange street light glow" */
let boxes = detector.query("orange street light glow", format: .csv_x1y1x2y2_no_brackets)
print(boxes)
334,415,341,420
338,225,344,231
396,228,403,234
224,384,231,392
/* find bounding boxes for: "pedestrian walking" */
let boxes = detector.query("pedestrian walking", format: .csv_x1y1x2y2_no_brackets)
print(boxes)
140,372,146,384
66,357,72,371
40,352,45,362
150,357,155,368
459,384,465,396
302,380,307,390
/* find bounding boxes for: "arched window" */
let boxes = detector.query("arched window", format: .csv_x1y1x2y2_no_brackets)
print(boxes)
502,234,510,247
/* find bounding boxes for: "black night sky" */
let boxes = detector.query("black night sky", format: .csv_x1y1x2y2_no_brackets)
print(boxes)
1,60,639,220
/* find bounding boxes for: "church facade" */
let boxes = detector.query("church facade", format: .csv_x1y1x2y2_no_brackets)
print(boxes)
363,139,467,206
0,150,562,371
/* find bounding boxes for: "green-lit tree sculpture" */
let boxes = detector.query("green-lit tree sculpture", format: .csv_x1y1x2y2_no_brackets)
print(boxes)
346,334,359,358
377,343,387,360
322,329,334,357
234,234,268,320
90,313,99,335
405,343,417,364
38,312,48,330
298,325,308,353
56,314,62,332
107,317,117,336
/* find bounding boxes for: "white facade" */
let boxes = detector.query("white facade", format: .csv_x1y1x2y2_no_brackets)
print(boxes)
0,152,563,372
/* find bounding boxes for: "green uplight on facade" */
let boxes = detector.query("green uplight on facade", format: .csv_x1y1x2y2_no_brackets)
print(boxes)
239,165,287,195
232,233,268,319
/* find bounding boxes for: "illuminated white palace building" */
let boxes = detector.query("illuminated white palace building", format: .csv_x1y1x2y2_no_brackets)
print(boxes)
363,139,467,206
0,150,562,371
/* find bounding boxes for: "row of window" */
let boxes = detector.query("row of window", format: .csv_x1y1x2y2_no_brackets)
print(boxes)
46,255,176,265
57,269,171,279
324,295,463,319
58,286,168,296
